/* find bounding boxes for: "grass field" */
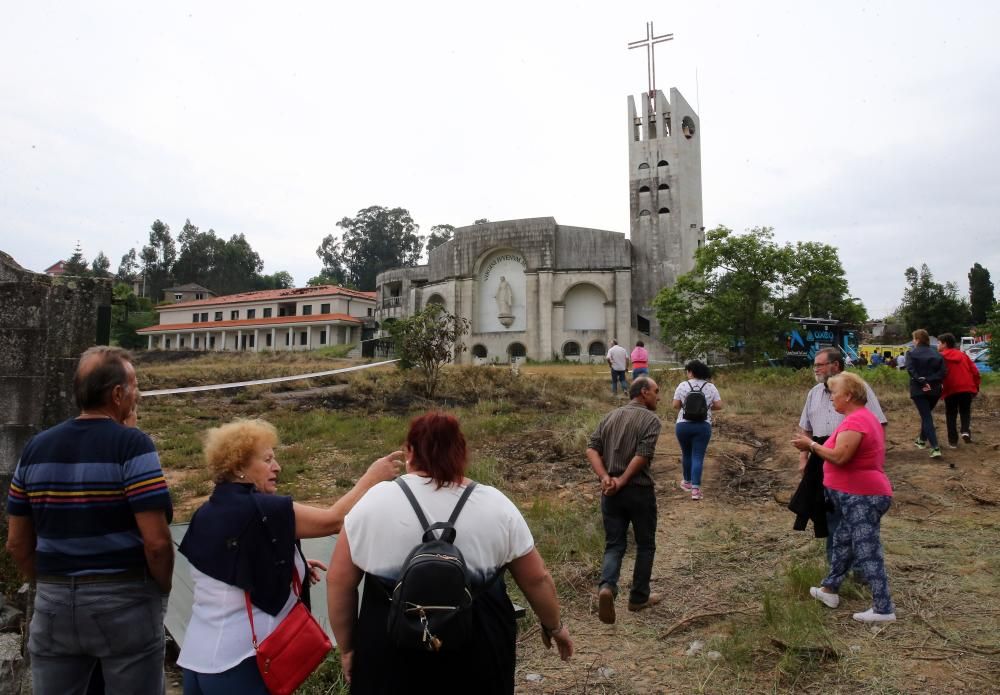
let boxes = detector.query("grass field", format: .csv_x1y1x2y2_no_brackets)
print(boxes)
132,353,1000,694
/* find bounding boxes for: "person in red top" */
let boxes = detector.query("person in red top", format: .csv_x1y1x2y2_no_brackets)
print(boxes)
937,333,981,452
792,372,895,623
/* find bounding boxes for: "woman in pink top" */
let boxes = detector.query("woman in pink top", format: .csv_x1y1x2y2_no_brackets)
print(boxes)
792,372,895,623
630,341,649,378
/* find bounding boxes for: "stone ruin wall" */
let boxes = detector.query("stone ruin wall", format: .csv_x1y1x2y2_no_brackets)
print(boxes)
0,250,111,694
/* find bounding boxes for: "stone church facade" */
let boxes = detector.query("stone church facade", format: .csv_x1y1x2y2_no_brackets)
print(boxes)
375,86,702,364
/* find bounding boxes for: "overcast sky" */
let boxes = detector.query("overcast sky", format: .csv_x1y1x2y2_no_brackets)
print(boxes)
2,1,998,319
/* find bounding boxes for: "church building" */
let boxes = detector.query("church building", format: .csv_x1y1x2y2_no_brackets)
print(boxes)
375,32,703,364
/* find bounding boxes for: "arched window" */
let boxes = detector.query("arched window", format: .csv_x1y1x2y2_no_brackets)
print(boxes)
472,344,488,358
563,284,606,330
425,293,445,307
658,183,669,190
657,160,669,167
588,341,606,356
563,341,580,357
658,207,670,214
507,342,526,358
682,116,696,139
639,209,651,217
638,185,650,193
637,162,650,170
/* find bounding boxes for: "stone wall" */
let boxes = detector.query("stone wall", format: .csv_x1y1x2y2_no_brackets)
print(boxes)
0,251,112,491
0,251,111,694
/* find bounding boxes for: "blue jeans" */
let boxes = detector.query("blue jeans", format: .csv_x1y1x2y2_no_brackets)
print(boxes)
610,369,628,394
29,578,167,695
599,484,657,604
822,489,895,614
632,367,649,378
676,420,712,487
183,657,268,695
912,394,940,448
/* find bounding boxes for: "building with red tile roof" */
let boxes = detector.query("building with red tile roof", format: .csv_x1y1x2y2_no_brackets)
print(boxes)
138,285,376,352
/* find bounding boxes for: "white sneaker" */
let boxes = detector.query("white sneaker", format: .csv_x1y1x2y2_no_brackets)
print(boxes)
809,586,840,608
852,608,896,623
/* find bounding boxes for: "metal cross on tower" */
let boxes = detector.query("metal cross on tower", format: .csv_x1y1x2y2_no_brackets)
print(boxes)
628,21,673,100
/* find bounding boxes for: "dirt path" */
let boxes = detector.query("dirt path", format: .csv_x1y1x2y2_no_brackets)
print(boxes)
515,394,1000,693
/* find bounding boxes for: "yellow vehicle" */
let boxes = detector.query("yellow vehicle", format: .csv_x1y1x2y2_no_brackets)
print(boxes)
859,344,906,364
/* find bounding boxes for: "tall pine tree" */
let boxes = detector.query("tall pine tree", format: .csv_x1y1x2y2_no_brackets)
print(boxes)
968,263,995,325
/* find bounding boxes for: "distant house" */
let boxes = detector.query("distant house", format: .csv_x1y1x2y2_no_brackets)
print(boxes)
137,285,376,351
161,283,216,303
44,260,67,276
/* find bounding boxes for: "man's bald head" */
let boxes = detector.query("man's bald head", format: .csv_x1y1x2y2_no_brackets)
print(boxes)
75,346,134,411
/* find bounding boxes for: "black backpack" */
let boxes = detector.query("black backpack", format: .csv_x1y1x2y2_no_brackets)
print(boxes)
387,477,477,652
683,380,709,421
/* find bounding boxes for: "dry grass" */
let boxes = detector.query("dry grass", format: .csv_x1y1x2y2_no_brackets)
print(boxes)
135,355,1000,693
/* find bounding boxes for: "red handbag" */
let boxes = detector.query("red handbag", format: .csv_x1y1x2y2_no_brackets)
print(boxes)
245,568,332,695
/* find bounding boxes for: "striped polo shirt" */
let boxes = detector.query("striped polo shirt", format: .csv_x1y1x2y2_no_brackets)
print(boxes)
6,418,172,576
588,401,662,487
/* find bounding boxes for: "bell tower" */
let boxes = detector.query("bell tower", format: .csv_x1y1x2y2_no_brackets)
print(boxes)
626,23,704,341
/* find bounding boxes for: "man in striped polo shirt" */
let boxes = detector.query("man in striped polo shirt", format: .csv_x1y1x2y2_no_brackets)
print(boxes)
586,376,663,624
5,346,174,695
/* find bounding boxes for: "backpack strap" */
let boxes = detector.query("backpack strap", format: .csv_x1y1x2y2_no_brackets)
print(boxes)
396,478,478,543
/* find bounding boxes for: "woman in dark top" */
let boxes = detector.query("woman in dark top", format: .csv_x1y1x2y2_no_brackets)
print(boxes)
177,418,402,694
906,329,947,459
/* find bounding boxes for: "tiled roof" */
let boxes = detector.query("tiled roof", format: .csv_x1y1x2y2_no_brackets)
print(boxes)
163,283,216,294
137,313,362,334
159,285,376,310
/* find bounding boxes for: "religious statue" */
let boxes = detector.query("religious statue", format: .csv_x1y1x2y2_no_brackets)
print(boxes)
495,276,514,328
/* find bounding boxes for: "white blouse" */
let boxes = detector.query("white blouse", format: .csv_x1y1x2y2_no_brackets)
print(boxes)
345,474,535,584
177,553,305,674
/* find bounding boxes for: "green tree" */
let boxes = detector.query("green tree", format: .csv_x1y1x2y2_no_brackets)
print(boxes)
425,224,455,253
388,304,471,398
172,220,223,286
90,251,112,278
898,264,971,337
314,235,349,285
255,271,295,290
63,241,90,276
321,206,423,290
980,305,1000,371
781,241,867,324
140,219,177,300
116,248,139,285
213,233,264,295
968,263,995,325
655,226,794,366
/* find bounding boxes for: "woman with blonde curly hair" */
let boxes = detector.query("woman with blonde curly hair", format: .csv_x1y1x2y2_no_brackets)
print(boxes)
177,418,403,694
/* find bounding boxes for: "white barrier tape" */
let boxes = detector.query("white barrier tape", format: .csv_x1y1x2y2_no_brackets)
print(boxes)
141,359,399,397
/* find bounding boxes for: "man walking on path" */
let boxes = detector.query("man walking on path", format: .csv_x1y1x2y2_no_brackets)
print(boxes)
5,346,175,695
606,339,630,396
790,348,887,563
587,376,663,624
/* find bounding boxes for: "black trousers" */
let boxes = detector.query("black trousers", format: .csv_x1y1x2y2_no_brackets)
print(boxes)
944,392,973,445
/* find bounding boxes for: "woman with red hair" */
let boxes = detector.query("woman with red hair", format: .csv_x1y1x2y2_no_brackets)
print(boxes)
327,411,573,693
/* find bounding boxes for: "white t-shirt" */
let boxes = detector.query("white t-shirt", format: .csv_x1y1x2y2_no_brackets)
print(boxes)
606,345,629,371
177,553,305,674
345,474,535,584
673,379,722,424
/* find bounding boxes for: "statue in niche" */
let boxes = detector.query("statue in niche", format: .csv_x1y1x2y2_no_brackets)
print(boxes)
495,276,514,328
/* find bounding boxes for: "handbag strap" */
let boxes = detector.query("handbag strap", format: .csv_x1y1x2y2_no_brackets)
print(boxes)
243,491,310,649
245,553,303,650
